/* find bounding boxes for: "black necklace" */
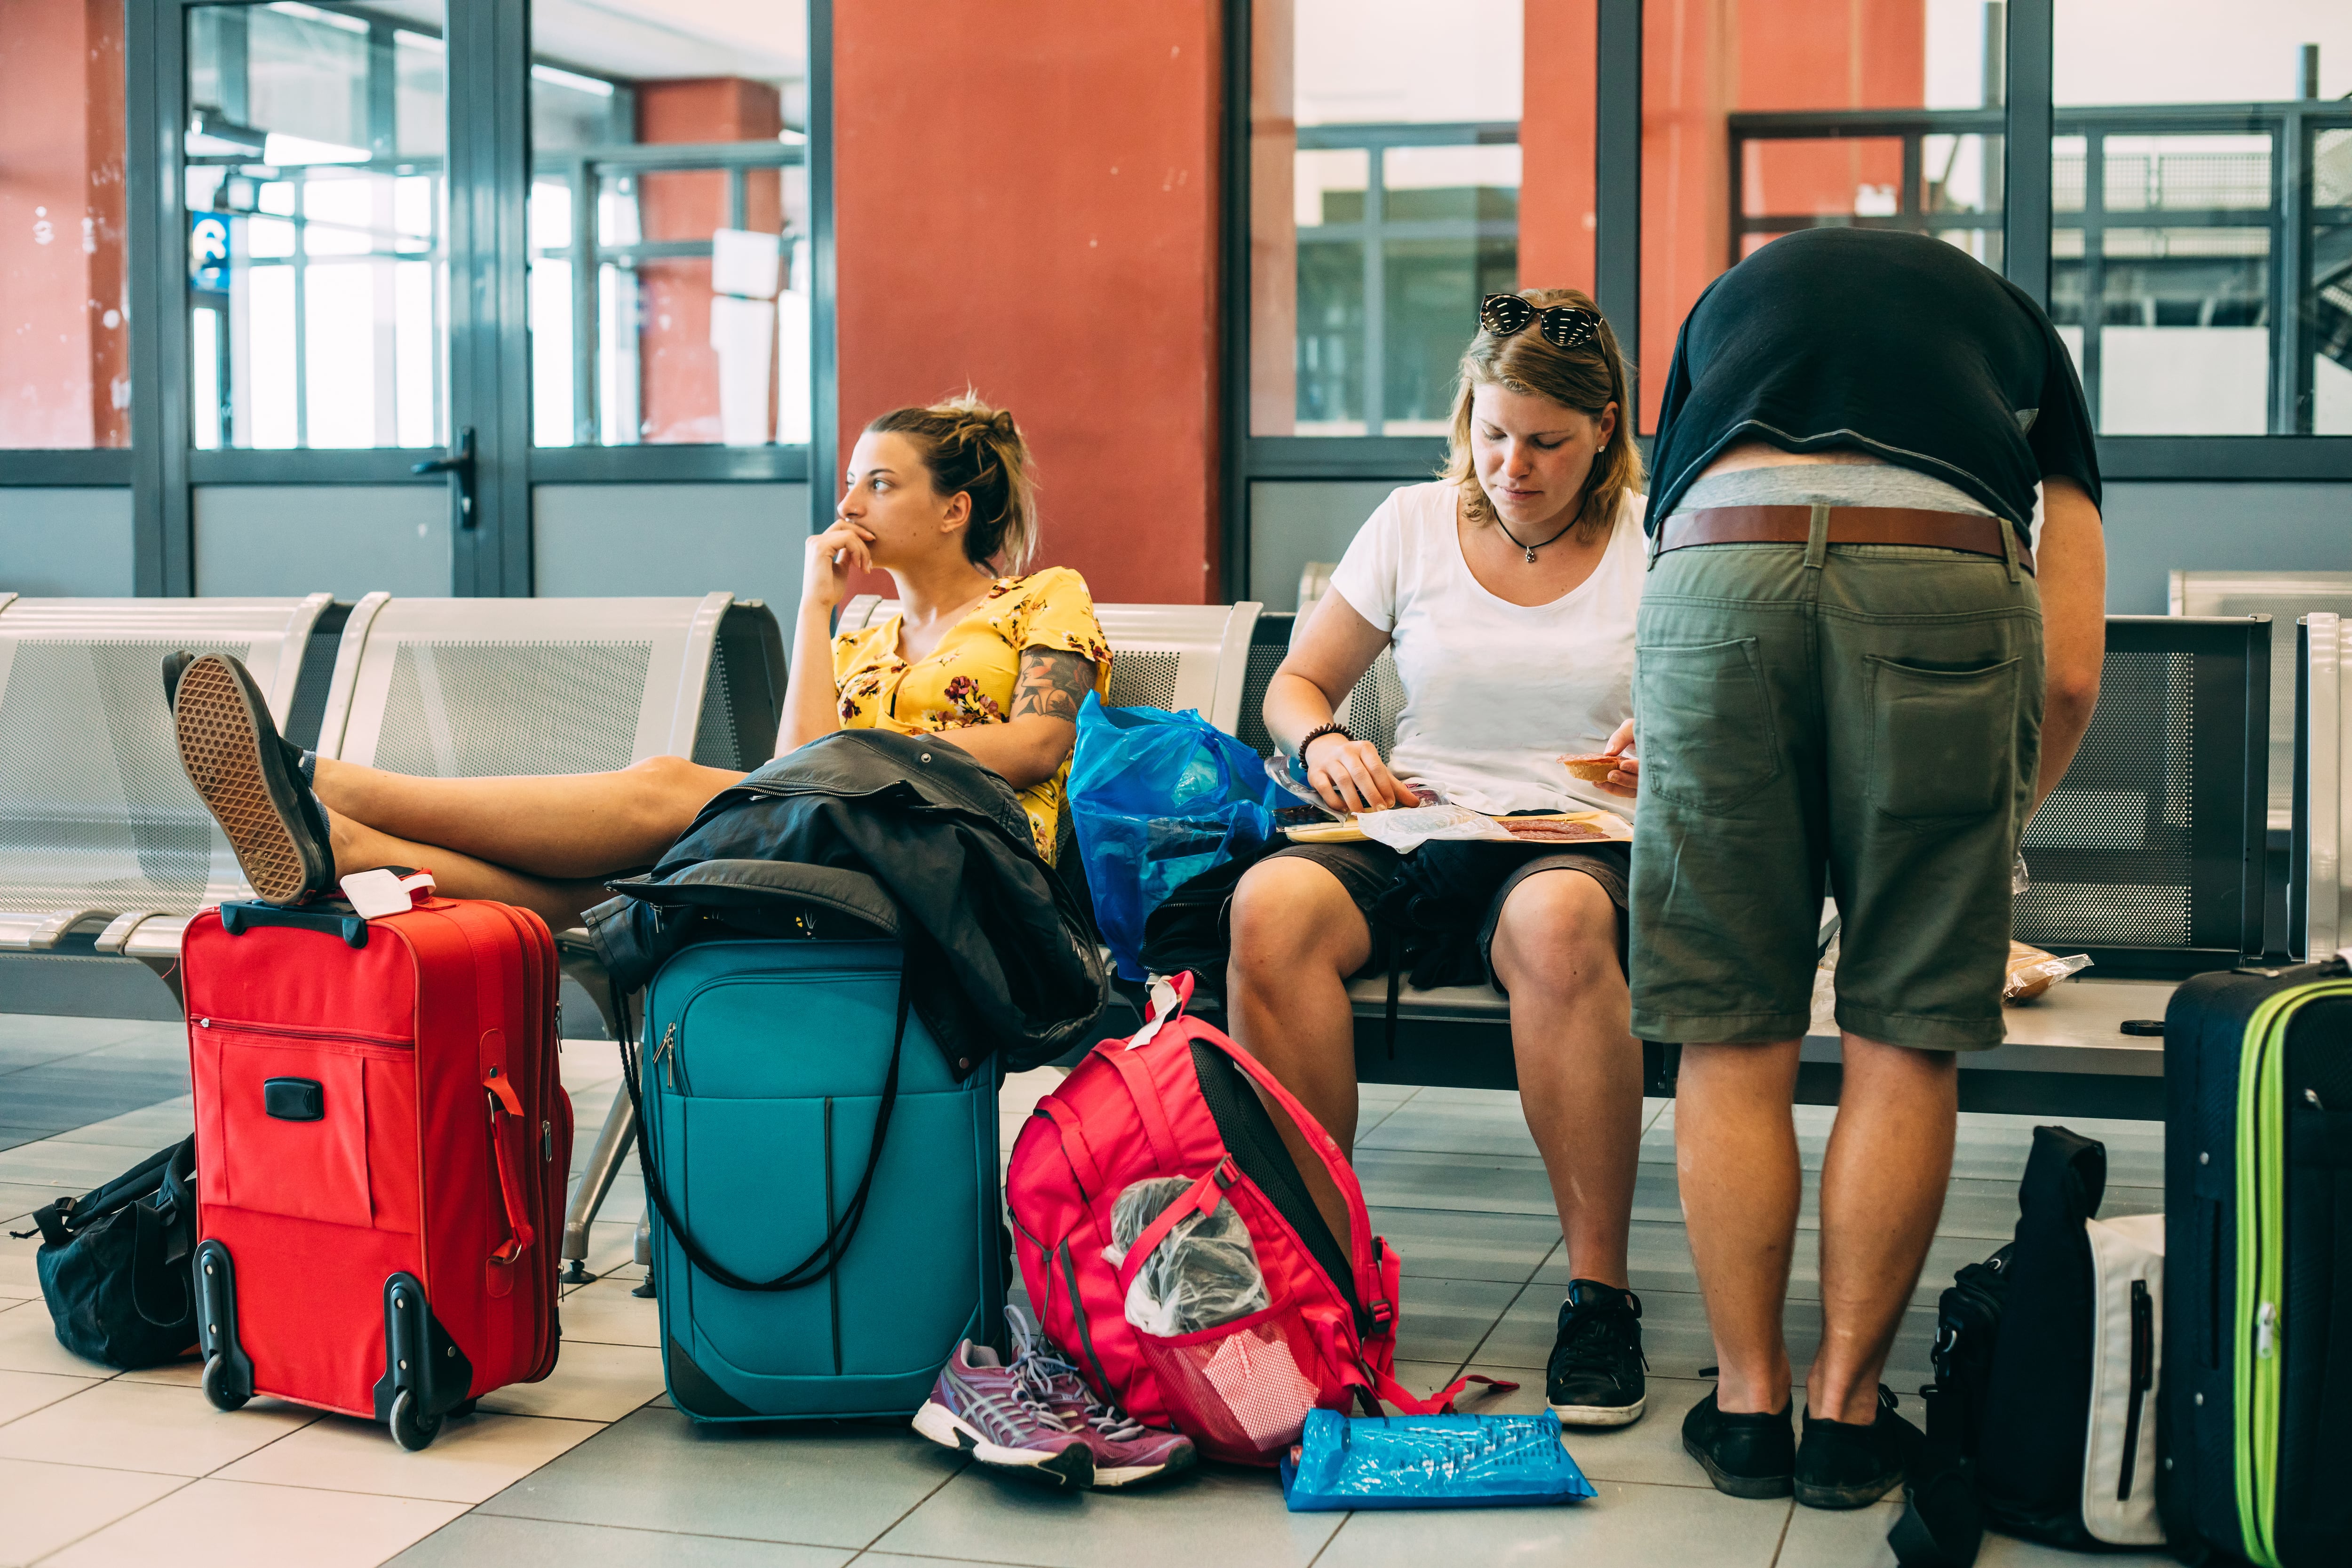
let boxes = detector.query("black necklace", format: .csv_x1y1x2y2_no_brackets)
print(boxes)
1494,511,1579,564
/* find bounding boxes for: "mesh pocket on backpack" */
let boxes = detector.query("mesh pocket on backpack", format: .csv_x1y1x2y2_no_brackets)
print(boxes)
1134,1305,1325,1461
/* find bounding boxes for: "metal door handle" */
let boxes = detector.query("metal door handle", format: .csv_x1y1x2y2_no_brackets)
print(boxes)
412,427,477,528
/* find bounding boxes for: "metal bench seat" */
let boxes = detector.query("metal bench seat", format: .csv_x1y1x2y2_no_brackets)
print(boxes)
0,593,334,956
93,592,785,979
1242,584,2267,1120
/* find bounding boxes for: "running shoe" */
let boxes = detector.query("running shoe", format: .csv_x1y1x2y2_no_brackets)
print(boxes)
913,1325,1094,1489
1547,1279,1648,1426
169,651,335,905
1007,1305,1195,1489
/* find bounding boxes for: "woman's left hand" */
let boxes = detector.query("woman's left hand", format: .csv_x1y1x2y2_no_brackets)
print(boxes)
1596,717,1638,799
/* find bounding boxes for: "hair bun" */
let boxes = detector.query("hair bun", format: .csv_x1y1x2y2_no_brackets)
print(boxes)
989,409,1017,438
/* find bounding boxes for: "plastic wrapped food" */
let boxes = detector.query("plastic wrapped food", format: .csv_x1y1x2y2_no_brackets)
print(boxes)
1280,1408,1599,1512
2005,939,2092,1003
1104,1175,1271,1337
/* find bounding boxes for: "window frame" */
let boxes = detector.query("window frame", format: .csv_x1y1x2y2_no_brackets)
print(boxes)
1220,0,2352,597
3,0,837,599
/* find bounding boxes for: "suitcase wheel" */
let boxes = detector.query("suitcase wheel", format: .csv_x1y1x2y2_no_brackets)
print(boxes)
200,1354,248,1413
388,1387,441,1452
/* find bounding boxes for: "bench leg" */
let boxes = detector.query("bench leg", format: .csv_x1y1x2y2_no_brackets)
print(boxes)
135,955,185,1010
559,1091,636,1285
631,1210,656,1298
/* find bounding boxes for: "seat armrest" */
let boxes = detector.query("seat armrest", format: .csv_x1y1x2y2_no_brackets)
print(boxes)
121,912,194,961
0,908,114,952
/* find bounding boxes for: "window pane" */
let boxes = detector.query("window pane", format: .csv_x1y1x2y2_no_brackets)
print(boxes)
2318,128,2352,434
528,12,809,447
1252,0,1544,438
2054,1,2352,433
0,3,128,448
186,3,447,450
1643,0,2006,430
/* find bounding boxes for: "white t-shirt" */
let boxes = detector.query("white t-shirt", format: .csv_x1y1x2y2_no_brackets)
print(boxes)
1327,480,1648,815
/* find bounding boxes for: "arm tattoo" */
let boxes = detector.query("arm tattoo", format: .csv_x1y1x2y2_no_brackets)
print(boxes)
1012,648,1096,723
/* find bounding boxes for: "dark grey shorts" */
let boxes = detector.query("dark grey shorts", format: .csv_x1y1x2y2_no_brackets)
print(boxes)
1262,838,1630,994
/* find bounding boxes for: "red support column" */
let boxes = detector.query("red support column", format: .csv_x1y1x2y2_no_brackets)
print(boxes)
833,1,1225,604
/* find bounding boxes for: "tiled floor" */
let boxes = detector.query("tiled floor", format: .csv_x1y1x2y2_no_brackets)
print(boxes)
0,1011,2173,1568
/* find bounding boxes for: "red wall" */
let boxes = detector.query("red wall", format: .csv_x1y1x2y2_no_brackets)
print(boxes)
0,0,127,449
1520,0,1600,300
833,1,1224,604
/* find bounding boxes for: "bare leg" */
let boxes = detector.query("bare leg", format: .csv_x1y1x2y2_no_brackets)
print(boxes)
1809,1033,1956,1424
331,814,612,931
1677,1039,1803,1415
1226,858,1374,1248
311,754,741,881
1488,870,1641,1290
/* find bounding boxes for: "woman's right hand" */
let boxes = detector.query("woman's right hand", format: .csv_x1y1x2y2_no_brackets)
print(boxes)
1303,732,1406,813
803,519,875,610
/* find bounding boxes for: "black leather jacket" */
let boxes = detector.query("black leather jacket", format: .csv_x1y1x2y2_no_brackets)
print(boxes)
585,729,1109,1077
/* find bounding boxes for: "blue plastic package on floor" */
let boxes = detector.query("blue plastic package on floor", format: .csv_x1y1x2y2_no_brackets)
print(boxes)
1279,1408,1599,1511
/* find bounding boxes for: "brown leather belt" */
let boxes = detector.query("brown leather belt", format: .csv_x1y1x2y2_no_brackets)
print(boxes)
1659,505,2033,575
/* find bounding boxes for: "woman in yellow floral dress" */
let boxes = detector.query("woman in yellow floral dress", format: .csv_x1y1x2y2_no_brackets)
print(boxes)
782,394,1111,861
162,394,1108,931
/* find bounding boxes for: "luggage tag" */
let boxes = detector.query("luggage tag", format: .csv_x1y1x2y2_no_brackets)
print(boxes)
1125,972,1193,1049
339,868,437,919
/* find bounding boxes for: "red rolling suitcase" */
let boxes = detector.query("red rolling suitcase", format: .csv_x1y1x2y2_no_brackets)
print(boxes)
182,890,571,1450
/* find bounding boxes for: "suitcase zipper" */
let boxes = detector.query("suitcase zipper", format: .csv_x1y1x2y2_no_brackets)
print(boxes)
193,1016,413,1048
651,1022,684,1091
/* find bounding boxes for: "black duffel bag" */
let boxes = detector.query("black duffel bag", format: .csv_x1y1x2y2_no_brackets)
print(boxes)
9,1137,198,1369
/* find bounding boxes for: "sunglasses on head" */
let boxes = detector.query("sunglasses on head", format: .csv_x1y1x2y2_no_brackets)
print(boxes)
1479,294,1603,350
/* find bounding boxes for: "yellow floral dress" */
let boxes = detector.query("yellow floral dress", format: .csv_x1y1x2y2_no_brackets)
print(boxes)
831,566,1112,861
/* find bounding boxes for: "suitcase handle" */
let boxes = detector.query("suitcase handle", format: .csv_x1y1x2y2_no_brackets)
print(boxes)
484,1072,536,1264
219,901,369,948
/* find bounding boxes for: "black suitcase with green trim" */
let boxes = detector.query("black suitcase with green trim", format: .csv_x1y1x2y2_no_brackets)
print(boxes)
2161,963,2352,1566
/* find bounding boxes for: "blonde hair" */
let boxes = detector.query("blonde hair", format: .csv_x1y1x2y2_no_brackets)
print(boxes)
866,391,1041,572
1442,287,1643,540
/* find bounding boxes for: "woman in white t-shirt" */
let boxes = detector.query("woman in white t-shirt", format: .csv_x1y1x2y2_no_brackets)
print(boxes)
1230,288,1652,1428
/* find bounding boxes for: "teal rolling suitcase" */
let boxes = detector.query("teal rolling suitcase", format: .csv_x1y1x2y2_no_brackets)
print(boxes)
628,937,1004,1421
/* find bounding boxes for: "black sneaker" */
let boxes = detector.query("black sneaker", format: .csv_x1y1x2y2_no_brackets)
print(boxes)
1795,1385,1922,1509
1681,1380,1796,1499
171,652,336,906
1546,1279,1646,1427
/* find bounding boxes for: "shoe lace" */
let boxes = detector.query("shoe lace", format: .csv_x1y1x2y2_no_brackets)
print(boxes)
1007,1305,1149,1440
1554,1297,1648,1378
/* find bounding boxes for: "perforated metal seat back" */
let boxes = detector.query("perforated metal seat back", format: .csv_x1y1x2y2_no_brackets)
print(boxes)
325,594,735,777
0,597,327,912
1243,603,1403,764
2014,617,2269,973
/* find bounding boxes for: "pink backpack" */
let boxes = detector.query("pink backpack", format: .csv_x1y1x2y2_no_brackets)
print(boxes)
1006,973,1497,1465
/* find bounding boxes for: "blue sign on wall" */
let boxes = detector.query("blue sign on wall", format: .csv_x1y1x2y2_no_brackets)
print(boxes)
190,213,230,293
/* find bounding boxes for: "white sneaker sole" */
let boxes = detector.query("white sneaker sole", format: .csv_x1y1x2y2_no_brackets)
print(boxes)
913,1399,1094,1488
1550,1395,1647,1428
1086,1444,1198,1489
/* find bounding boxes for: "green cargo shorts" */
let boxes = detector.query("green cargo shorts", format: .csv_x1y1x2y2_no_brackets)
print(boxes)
1627,537,2044,1051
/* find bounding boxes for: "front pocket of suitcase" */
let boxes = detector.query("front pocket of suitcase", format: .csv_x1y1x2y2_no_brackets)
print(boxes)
2280,1105,2352,1551
666,1092,840,1378
194,1023,414,1232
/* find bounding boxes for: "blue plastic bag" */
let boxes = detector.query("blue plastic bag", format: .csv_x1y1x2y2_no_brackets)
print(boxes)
1067,692,1280,981
1279,1408,1599,1512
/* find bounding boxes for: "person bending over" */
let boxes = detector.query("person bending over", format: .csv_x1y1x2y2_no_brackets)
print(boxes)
166,394,1109,931
1629,226,2106,1511
1231,288,1653,1430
